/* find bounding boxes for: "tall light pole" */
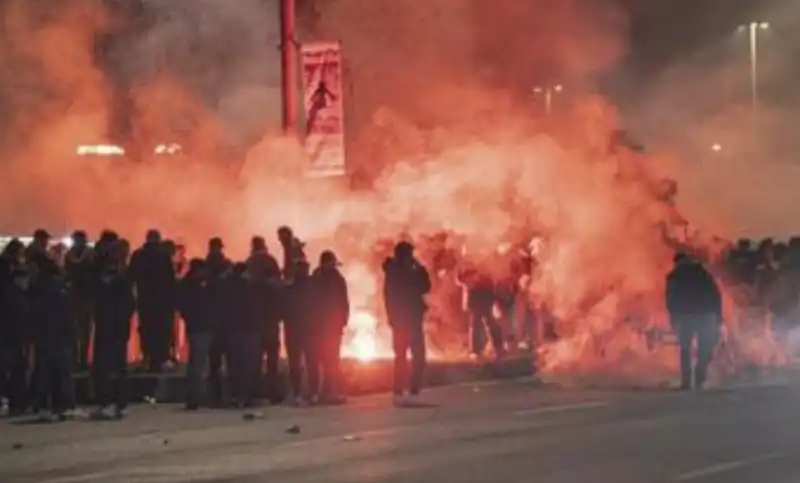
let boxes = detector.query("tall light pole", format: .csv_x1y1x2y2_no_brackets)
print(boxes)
280,0,298,136
532,84,563,116
737,21,769,135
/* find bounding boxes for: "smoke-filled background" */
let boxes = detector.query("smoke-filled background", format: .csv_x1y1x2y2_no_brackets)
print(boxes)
619,0,800,238
0,0,792,379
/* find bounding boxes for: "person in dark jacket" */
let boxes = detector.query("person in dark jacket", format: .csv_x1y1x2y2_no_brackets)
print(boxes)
30,263,75,420
246,237,282,403
0,264,31,415
177,258,211,410
226,263,262,407
130,230,176,372
383,241,431,406
284,259,318,405
666,252,723,390
205,237,232,403
91,242,135,419
310,250,349,404
64,229,95,370
461,268,504,361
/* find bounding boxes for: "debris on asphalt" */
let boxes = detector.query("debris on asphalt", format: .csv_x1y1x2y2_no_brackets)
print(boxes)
11,443,23,450
243,411,265,421
162,438,169,445
342,434,362,442
144,396,158,407
285,424,301,434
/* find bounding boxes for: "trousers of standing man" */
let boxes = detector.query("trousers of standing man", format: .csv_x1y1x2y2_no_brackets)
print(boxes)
70,292,93,370
138,301,173,372
675,314,720,390
92,326,129,411
390,318,426,397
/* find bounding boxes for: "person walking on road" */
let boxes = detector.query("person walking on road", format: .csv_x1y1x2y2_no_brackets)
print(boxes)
666,252,723,391
383,241,431,407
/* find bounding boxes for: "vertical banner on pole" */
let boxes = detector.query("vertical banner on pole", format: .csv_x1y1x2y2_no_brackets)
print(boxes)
300,41,346,177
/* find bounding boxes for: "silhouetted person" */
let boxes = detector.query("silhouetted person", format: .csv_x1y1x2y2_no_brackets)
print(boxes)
226,263,261,407
310,250,349,405
64,230,95,370
247,237,282,403
383,241,431,406
25,228,52,277
205,237,232,403
462,269,504,361
91,242,135,419
178,259,211,410
30,263,75,420
93,230,120,276
277,227,306,279
284,260,318,405
130,230,176,372
666,253,723,390
247,236,281,282
0,264,31,415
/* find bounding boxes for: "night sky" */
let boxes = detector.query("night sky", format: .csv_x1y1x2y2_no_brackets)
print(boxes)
625,0,769,77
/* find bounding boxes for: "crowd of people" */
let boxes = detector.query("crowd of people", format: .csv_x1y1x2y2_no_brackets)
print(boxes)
2,219,796,420
0,226,433,420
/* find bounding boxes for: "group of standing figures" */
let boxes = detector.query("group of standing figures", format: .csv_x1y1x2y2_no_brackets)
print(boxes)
0,225,434,419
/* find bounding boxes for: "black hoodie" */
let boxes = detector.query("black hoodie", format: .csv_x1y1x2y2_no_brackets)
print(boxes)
383,256,431,325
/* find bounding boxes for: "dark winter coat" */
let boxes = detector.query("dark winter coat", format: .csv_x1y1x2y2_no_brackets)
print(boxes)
383,257,431,326
93,271,135,342
178,276,212,335
665,262,722,320
311,266,350,332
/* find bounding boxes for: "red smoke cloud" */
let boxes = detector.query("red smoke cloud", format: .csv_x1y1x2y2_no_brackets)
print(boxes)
1,0,767,383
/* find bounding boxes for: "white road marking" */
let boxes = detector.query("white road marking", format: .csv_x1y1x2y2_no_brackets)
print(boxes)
676,452,786,481
514,400,611,416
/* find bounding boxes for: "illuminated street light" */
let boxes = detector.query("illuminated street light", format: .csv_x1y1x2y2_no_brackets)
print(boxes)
532,84,563,116
737,21,770,139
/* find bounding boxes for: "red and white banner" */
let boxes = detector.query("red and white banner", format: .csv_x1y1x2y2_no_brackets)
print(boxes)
300,41,346,177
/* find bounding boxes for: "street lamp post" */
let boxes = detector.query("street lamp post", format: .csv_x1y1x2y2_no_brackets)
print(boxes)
737,21,769,135
532,84,563,116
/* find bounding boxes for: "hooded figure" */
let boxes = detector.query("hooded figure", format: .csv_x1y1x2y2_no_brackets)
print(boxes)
130,230,176,372
666,252,722,390
91,243,135,419
310,250,349,404
383,241,431,406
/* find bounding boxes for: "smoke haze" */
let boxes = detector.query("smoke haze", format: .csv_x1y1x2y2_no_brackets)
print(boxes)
1,0,769,379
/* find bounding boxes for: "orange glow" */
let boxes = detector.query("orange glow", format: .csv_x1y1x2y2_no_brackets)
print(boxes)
342,310,385,363
1,0,786,385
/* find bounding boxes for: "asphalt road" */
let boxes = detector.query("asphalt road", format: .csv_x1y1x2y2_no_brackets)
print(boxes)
1,378,798,483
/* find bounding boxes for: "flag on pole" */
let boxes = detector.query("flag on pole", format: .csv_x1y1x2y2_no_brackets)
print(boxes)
300,41,346,177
